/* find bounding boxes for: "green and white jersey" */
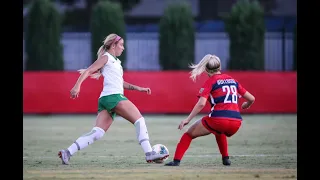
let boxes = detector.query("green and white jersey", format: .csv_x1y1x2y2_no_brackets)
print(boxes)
99,52,124,98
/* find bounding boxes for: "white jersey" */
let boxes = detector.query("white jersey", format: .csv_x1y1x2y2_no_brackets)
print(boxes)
99,52,124,98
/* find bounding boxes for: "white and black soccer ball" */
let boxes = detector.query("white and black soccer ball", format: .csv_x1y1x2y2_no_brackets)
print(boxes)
151,144,169,163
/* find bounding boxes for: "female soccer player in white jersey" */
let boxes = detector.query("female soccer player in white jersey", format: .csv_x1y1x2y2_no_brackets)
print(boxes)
58,33,168,165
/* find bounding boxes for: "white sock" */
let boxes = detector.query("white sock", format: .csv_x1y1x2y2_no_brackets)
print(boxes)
67,127,105,155
134,117,153,154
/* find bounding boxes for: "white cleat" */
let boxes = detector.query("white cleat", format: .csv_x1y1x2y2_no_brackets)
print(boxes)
145,151,169,163
58,149,71,165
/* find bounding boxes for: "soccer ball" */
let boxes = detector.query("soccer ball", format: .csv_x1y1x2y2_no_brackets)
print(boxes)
152,144,169,163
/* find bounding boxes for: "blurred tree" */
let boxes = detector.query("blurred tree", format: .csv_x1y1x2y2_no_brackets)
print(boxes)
224,0,265,70
59,0,140,29
293,24,297,71
198,0,277,19
159,2,195,70
59,0,78,6
110,0,141,11
90,0,126,66
25,0,64,71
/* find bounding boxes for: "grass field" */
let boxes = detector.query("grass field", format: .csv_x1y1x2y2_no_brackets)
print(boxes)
23,114,297,180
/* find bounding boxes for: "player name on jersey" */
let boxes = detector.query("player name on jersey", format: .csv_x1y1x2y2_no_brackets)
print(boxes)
217,79,236,85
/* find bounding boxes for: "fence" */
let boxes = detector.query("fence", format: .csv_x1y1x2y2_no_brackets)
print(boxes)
23,32,294,71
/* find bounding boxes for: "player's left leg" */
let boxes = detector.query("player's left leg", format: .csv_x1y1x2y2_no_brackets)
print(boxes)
165,118,210,166
207,118,242,166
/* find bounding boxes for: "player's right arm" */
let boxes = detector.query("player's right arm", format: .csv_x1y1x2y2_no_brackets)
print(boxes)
74,56,108,88
70,56,108,99
178,79,212,130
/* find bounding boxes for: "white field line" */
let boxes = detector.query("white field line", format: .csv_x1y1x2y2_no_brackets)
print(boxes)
23,154,296,159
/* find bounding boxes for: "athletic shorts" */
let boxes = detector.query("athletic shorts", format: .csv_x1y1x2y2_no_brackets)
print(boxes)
98,94,128,119
201,116,242,137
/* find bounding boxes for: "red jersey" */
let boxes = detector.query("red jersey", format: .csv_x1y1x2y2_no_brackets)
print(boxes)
197,74,247,120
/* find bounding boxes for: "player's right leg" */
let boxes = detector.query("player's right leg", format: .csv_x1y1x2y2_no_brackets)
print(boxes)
165,119,210,166
113,98,169,163
58,109,113,165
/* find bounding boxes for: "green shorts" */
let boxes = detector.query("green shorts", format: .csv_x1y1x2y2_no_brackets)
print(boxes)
98,94,128,119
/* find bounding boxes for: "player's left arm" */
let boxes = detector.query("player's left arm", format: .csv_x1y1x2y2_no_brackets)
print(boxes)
123,81,151,94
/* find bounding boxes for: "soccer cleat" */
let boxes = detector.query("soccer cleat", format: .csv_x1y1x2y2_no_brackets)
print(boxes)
222,156,231,166
145,151,169,163
58,149,71,165
164,160,180,166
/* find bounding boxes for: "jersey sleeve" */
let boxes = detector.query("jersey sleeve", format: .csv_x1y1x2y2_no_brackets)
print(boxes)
236,81,247,97
197,79,212,99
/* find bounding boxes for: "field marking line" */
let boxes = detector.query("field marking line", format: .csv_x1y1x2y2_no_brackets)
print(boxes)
23,154,296,159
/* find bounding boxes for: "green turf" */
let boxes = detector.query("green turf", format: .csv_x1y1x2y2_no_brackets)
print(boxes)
23,114,297,180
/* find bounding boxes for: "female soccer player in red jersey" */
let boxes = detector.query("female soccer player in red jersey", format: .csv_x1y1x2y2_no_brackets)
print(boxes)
165,54,255,166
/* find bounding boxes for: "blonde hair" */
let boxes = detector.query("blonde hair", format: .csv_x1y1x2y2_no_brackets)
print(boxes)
78,33,122,79
189,54,221,82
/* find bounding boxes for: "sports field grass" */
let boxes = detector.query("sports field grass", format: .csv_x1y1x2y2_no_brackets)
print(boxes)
23,114,297,180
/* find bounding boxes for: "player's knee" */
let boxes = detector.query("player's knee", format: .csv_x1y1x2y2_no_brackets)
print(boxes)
186,126,200,139
116,100,142,123
185,131,197,139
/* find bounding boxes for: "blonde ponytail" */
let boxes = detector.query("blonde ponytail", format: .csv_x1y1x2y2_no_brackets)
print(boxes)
77,68,102,80
97,45,105,58
189,54,221,82
189,54,211,82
